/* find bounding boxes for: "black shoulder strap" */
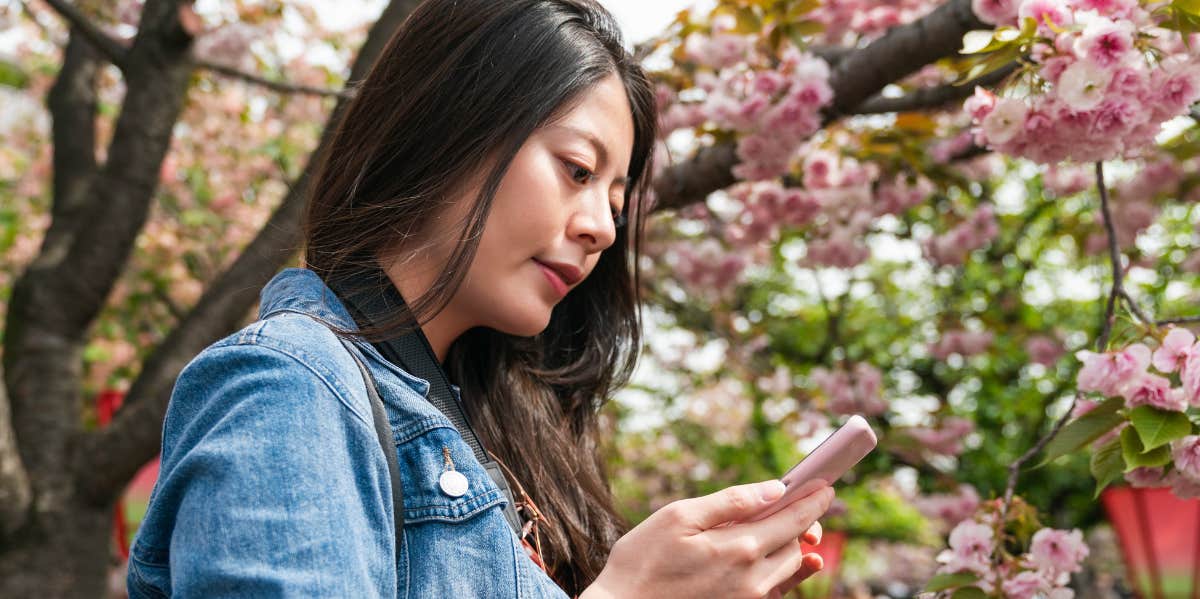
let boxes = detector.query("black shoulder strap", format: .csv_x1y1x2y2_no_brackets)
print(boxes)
338,338,405,544
327,269,524,537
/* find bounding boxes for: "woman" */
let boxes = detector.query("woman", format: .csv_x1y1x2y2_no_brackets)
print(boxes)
127,0,834,597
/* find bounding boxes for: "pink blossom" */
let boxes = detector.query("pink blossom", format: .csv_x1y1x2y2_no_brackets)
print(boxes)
964,86,997,121
1057,60,1112,111
1177,351,1200,407
915,485,981,528
1150,59,1200,121
1017,0,1072,33
1172,436,1200,482
1002,570,1048,599
938,520,995,576
1072,0,1138,18
1075,344,1151,397
1090,98,1143,137
1074,19,1135,68
1125,466,1166,488
981,98,1027,144
908,417,975,456
1151,328,1197,374
1168,471,1200,499
972,0,1018,25
1025,335,1065,366
1122,373,1187,412
1029,528,1089,576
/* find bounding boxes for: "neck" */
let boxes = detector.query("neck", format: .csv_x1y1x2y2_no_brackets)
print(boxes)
382,268,469,364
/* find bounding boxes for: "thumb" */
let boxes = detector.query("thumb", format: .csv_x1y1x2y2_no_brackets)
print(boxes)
679,480,785,530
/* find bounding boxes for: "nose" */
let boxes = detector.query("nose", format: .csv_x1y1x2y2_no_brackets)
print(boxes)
568,189,618,254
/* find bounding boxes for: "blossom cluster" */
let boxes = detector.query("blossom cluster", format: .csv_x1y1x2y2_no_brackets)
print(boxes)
913,484,981,531
923,204,1000,267
808,362,888,416
1075,328,1200,498
799,149,936,268
664,238,749,299
936,511,1089,598
724,181,821,248
965,2,1200,164
808,0,941,46
667,16,833,181
929,328,995,360
907,417,976,457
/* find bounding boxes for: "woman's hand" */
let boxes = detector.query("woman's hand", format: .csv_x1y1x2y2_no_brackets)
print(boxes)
582,480,834,599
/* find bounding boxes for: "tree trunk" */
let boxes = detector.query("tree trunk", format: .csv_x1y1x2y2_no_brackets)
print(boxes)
0,498,113,598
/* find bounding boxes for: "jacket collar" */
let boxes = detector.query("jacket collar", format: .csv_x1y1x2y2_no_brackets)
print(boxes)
258,267,360,330
258,267,444,399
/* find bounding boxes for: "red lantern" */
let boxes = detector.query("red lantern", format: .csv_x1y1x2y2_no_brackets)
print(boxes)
795,530,847,599
95,390,161,560
1101,486,1200,599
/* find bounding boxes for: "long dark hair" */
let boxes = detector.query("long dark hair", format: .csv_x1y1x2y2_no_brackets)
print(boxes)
302,0,657,592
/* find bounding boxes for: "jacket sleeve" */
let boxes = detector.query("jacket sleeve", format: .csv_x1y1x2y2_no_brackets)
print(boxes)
159,342,396,598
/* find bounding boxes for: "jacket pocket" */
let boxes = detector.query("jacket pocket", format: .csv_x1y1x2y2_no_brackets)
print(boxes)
394,423,508,523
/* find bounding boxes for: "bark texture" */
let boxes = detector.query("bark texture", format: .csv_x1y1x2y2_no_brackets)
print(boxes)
0,0,419,595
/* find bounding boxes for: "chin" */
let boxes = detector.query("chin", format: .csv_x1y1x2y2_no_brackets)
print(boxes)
493,307,553,337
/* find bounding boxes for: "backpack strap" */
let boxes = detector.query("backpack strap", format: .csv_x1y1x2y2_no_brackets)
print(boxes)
338,338,405,545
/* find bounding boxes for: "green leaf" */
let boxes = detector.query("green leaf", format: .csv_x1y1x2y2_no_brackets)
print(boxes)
1038,397,1125,467
1120,426,1172,471
925,572,980,592
732,6,761,33
951,586,989,599
0,60,29,89
1177,0,1200,18
1090,437,1125,498
1129,405,1193,451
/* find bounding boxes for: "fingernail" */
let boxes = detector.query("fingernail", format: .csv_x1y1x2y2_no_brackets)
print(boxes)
759,479,786,501
809,553,824,570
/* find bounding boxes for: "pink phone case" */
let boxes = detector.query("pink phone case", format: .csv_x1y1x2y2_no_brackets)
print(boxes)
743,414,877,523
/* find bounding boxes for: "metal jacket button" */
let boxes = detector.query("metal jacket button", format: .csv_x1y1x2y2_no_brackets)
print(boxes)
439,470,469,497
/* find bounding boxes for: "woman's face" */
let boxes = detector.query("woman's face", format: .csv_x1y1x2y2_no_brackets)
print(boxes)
397,73,635,339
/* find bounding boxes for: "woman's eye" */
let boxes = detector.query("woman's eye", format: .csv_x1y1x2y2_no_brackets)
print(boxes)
565,161,594,185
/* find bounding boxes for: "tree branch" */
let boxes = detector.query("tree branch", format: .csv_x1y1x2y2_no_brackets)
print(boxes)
1157,315,1200,326
6,0,196,520
72,0,425,504
39,0,130,67
853,62,1017,115
195,58,354,98
39,0,350,98
651,0,987,211
1000,162,1122,521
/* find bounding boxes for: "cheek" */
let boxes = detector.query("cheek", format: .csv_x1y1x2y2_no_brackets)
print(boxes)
485,155,566,248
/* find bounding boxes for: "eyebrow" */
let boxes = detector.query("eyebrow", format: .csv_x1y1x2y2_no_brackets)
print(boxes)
551,125,629,188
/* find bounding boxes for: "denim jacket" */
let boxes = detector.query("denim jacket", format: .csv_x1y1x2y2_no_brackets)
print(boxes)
127,267,570,598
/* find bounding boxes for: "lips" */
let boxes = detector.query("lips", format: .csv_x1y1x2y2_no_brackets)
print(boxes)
533,258,582,297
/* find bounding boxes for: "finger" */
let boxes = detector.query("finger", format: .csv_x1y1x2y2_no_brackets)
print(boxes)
802,520,823,546
712,486,834,553
752,538,806,595
773,553,824,596
673,480,786,530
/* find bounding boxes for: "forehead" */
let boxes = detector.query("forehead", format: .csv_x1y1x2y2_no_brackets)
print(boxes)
543,75,635,169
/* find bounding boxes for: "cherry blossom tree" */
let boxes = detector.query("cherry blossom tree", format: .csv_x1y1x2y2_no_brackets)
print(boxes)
3,0,1200,596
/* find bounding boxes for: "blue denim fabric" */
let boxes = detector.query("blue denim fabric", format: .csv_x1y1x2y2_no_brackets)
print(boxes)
127,268,570,598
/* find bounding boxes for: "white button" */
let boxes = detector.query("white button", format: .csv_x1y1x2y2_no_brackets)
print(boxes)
439,470,469,497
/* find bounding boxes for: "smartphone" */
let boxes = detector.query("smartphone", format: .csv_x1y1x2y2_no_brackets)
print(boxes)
743,414,878,523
